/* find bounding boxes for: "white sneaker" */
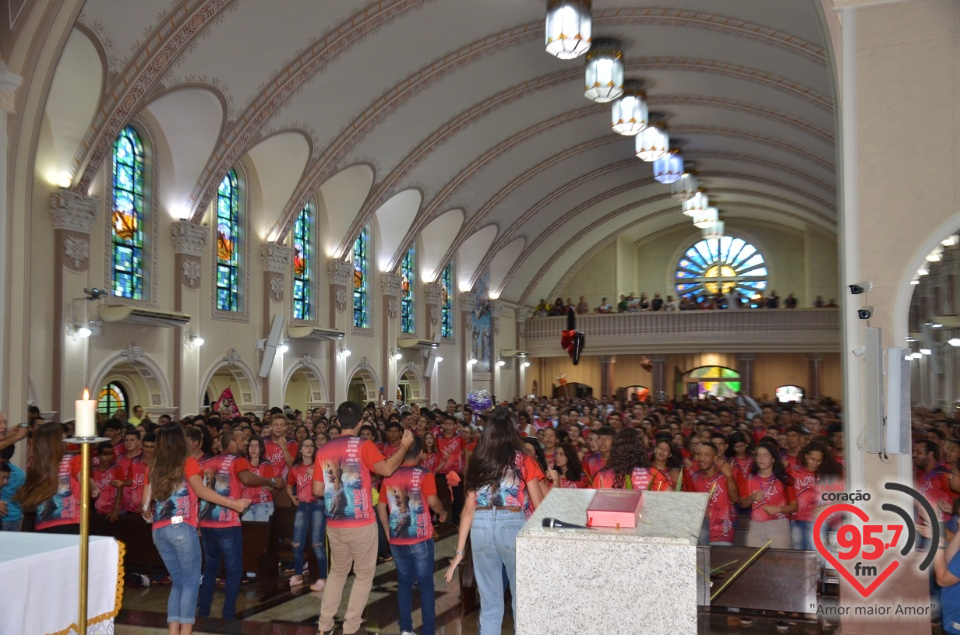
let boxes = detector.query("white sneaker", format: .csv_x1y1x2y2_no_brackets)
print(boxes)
401,631,416,635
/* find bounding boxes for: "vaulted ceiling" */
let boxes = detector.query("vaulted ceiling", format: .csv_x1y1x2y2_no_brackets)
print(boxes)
38,0,838,306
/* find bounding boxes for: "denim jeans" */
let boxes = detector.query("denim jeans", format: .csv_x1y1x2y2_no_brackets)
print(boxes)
1,518,21,531
791,519,815,551
292,500,326,578
391,540,436,635
470,509,526,635
198,525,243,620
153,522,202,625
241,501,274,522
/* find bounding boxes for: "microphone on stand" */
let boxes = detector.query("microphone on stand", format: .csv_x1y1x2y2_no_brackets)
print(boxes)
542,517,586,529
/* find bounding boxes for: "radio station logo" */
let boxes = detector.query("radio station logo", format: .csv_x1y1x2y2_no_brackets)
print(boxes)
813,482,938,599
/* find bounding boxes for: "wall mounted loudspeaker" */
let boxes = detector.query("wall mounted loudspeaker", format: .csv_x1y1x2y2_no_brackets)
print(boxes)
258,315,285,378
864,328,884,454
885,347,911,455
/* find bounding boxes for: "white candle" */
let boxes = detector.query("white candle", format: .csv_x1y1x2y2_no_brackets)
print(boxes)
76,389,97,437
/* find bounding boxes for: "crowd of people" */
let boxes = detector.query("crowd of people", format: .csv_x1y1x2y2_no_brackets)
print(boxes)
1,395,958,633
533,290,840,316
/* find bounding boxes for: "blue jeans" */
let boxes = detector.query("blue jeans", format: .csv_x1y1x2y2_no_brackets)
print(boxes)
153,522,202,625
391,540,436,635
470,509,526,635
1,518,21,531
791,520,815,551
292,500,326,578
241,501,274,522
198,525,243,619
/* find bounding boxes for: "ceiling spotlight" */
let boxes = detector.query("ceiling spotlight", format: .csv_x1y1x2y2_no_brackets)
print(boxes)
584,38,624,103
468,358,478,366
949,338,960,347
611,81,647,135
545,0,591,60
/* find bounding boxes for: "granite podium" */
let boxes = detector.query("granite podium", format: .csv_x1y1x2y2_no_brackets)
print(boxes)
515,489,709,635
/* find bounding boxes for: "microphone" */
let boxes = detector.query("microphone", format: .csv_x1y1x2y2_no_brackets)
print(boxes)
542,517,586,529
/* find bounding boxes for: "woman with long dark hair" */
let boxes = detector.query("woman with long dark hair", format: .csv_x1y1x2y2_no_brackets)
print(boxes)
547,443,589,488
241,435,278,521
737,439,796,549
286,437,327,591
788,438,843,550
444,407,544,634
16,421,82,533
593,428,668,491
649,435,683,491
145,423,250,634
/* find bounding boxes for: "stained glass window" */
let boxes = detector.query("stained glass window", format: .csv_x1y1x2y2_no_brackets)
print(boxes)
353,227,369,328
687,366,741,399
441,263,453,339
400,246,415,333
216,170,240,312
675,236,767,304
293,205,312,320
111,127,145,300
97,382,127,418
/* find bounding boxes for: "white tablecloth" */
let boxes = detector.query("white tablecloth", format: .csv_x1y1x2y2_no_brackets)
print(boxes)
0,533,121,635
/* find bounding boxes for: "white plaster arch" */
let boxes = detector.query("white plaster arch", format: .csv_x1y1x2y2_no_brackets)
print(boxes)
420,208,464,282
397,362,425,404
374,188,422,272
89,345,174,411
318,163,376,258
199,349,263,410
347,358,381,404
488,237,526,299
245,130,311,239
457,224,498,291
282,355,329,406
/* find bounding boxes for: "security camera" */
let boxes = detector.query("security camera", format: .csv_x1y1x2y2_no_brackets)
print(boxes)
849,282,872,295
858,306,874,320
83,287,105,300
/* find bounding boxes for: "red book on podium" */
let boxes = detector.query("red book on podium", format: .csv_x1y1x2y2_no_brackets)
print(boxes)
586,490,644,529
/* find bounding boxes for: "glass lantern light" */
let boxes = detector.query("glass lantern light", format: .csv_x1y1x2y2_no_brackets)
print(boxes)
545,0,592,59
584,38,624,103
611,81,647,135
702,220,725,240
671,171,698,202
681,190,709,217
692,207,719,229
653,149,684,184
635,121,668,162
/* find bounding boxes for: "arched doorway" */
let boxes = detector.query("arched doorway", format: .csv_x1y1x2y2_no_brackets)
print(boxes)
685,366,741,399
397,366,424,405
283,357,327,411
347,362,379,405
89,345,173,417
776,385,805,403
201,349,261,412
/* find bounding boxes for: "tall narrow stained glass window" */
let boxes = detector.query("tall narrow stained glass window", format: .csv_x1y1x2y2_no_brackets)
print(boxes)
216,170,240,312
441,263,453,339
675,236,767,303
111,127,145,300
353,227,369,328
293,205,312,320
400,247,415,333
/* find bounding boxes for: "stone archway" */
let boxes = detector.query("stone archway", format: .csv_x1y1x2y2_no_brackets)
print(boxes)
200,348,262,412
347,358,380,405
89,343,174,417
283,354,328,410
397,363,424,405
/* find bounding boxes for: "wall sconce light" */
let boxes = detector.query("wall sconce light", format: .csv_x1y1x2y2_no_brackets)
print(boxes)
497,360,506,367
185,330,205,349
337,344,352,360
278,339,289,354
949,338,960,347
437,356,444,363
467,358,478,366
521,361,531,368
391,349,403,361
69,321,100,340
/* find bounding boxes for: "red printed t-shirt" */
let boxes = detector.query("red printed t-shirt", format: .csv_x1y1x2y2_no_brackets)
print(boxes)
287,463,318,504
582,452,607,481
382,443,404,460
554,474,589,489
119,453,148,514
472,452,544,510
264,436,298,479
732,456,754,481
243,460,277,504
737,472,796,522
690,469,736,544
149,457,203,529
380,466,437,545
594,466,660,491
198,453,250,528
917,462,955,522
313,435,386,528
788,465,820,522
420,452,439,473
436,434,466,475
35,453,82,530
92,463,125,515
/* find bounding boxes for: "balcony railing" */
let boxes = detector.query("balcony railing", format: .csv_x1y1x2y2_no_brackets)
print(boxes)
523,308,840,355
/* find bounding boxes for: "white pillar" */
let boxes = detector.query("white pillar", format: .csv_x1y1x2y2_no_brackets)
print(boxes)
0,63,22,414
172,220,209,413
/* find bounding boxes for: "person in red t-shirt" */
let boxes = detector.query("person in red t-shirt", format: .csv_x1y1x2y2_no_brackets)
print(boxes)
378,436,447,635
314,402,414,635
263,413,298,481
286,437,327,591
788,439,843,551
782,425,804,470
435,414,467,528
15,422,83,534
241,435,281,521
546,443,589,489
690,442,739,545
119,428,148,514
582,425,616,483
382,421,405,459
594,428,667,491
91,441,125,521
915,439,955,526
737,440,797,549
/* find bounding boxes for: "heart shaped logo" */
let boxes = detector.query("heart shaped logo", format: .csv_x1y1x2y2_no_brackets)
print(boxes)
813,503,899,598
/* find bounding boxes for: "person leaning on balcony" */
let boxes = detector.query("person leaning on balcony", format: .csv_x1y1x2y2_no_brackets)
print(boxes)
576,296,589,314
534,299,550,317
596,297,613,313
616,295,629,312
766,290,779,308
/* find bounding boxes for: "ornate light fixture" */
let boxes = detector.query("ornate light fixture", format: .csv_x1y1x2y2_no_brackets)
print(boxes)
681,190,709,217
611,81,647,136
692,207,719,229
671,171,698,201
635,121,668,162
653,149,684,184
701,220,725,240
545,0,592,59
584,38,624,103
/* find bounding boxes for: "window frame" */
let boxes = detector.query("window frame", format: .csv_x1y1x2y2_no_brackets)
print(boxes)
292,204,314,322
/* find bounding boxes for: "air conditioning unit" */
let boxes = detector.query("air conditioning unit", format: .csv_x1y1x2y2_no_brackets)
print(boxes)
99,305,191,328
501,349,530,358
398,337,439,350
287,326,345,341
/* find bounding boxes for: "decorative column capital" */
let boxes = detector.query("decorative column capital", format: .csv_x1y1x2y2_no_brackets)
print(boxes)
327,258,353,286
459,292,476,313
260,243,292,274
515,307,533,322
423,281,444,305
171,220,209,256
0,62,22,113
50,188,99,233
381,272,402,297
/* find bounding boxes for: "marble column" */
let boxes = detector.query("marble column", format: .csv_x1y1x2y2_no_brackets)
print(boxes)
806,354,823,400
598,356,616,398
651,355,668,402
737,354,755,397
327,258,353,404
49,188,100,414
460,292,476,399
261,244,292,407
381,272,402,403
0,63,21,413
171,220,209,412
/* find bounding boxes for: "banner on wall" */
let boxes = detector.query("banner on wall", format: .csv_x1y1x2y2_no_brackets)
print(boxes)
212,386,241,418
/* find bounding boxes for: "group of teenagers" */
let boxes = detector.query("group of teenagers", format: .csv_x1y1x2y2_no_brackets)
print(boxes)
0,394,856,635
